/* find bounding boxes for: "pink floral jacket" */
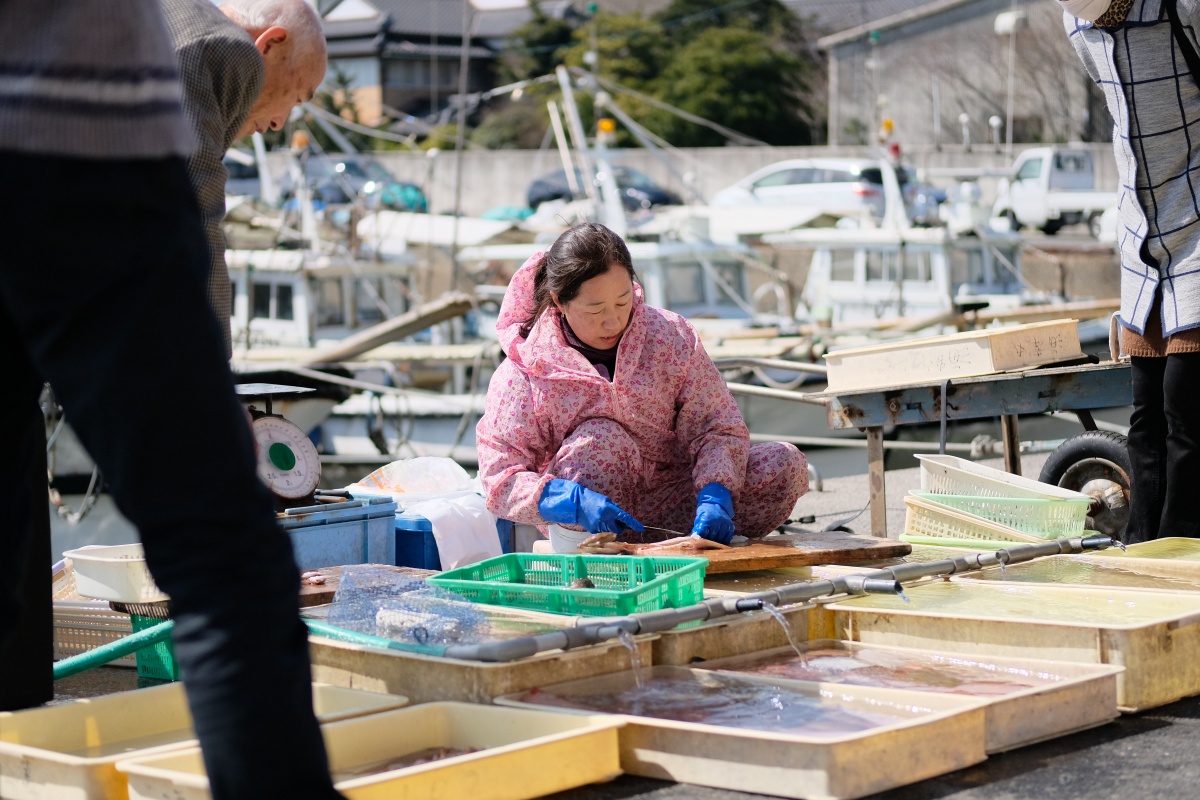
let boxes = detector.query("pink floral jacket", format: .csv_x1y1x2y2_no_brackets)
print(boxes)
476,252,751,525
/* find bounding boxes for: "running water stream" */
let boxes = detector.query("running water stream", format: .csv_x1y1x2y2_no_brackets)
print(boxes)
761,603,805,660
616,630,645,689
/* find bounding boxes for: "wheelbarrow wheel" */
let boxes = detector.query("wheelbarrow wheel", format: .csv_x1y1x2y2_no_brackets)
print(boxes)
1039,430,1131,541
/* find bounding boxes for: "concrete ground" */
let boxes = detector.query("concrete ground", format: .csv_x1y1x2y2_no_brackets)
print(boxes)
49,452,1200,800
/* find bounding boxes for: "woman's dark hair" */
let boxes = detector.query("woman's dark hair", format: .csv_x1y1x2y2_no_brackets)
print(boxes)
519,222,636,338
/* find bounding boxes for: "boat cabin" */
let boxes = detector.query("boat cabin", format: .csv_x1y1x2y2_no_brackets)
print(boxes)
226,249,415,349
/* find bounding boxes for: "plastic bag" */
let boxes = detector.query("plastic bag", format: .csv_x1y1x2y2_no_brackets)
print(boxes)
349,458,503,570
353,456,473,501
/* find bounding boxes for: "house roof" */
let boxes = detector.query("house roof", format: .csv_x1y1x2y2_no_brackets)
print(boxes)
815,0,975,48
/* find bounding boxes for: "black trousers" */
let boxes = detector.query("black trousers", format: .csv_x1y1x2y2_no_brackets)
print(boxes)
1127,353,1200,543
0,153,342,800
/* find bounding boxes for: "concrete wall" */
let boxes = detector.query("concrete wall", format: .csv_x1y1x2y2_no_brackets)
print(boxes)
265,141,1119,217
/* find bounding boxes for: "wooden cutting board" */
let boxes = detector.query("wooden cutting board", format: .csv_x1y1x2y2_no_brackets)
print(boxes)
695,531,910,574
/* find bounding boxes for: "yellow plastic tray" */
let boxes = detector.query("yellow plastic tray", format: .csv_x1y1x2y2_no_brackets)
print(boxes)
697,639,1122,753
0,683,407,800
652,603,831,666
496,666,987,800
116,703,623,800
827,581,1200,711
308,631,654,704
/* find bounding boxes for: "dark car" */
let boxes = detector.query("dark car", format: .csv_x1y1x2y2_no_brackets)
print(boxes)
526,166,682,212
279,157,428,211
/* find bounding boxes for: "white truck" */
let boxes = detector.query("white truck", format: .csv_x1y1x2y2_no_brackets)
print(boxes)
992,146,1116,237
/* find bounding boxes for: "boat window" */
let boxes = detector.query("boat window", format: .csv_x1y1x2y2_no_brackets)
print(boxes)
276,284,294,321
1016,158,1042,182
251,283,271,319
950,249,987,285
665,264,705,306
902,249,931,282
830,250,856,282
713,262,743,306
865,250,896,282
315,278,344,326
356,278,386,324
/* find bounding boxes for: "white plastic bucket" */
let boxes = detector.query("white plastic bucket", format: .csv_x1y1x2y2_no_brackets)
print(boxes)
546,524,590,554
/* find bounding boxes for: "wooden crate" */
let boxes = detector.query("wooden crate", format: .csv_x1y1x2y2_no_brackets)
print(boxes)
824,319,1083,392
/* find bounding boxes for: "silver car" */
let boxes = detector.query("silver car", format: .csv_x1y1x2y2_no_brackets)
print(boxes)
708,158,913,218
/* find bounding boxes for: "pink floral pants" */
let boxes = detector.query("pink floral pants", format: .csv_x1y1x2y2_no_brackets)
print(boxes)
549,418,808,537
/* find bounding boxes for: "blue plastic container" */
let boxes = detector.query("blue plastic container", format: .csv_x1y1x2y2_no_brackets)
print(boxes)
394,513,514,571
277,495,399,570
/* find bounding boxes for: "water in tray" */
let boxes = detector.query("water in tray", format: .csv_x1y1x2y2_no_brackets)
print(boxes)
961,558,1200,591
333,747,482,782
516,671,919,735
1092,538,1200,562
839,582,1200,625
706,645,1066,697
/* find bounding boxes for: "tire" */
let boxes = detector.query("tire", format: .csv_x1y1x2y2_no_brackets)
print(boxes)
1088,212,1103,239
1041,219,1064,235
1005,208,1020,231
1039,430,1131,540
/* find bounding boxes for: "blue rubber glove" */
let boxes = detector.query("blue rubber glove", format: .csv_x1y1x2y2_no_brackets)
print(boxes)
692,483,735,544
538,478,645,534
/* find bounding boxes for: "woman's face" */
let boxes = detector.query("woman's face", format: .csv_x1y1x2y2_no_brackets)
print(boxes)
553,265,634,350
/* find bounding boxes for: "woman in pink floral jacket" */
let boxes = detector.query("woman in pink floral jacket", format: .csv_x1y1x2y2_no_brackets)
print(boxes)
476,223,807,542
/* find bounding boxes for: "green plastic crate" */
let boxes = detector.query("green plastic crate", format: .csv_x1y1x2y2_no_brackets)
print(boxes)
129,614,180,682
426,553,707,617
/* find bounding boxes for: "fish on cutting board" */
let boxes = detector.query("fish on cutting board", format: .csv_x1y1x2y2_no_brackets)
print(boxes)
577,530,732,555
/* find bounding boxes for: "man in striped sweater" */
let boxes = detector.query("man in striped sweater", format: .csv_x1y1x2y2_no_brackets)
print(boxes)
0,2,342,797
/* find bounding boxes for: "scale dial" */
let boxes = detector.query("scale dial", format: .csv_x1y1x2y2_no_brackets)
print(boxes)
252,415,321,500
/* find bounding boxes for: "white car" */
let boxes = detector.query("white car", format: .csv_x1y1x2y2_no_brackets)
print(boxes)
708,158,914,218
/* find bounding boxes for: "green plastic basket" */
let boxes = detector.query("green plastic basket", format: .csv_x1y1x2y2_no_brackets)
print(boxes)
129,614,180,682
426,553,707,617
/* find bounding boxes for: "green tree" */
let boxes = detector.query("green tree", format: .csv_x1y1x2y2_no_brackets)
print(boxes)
652,0,803,45
561,11,668,91
497,0,578,83
471,98,550,149
649,27,813,146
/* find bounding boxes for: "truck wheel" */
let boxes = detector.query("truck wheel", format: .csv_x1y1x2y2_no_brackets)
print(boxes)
1088,212,1103,239
1005,208,1021,231
1041,219,1064,235
1038,430,1131,540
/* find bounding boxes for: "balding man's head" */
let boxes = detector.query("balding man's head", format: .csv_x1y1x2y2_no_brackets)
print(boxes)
220,0,327,137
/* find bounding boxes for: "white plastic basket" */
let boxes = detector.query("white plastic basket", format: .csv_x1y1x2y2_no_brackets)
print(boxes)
917,454,1089,501
910,491,1091,539
902,494,1045,547
53,600,137,667
61,543,169,603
